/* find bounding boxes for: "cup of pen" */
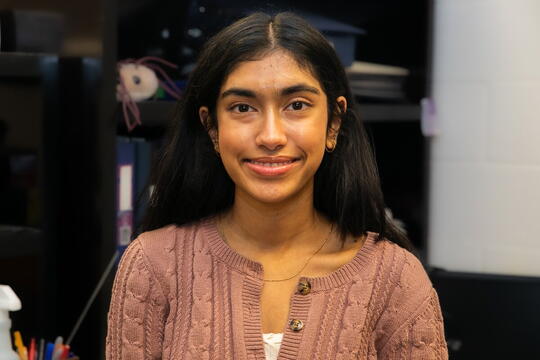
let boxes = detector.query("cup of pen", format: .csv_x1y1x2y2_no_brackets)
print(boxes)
16,333,75,360
0,285,77,360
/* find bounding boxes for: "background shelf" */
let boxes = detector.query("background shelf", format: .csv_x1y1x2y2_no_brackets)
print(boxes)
119,101,420,132
0,53,58,79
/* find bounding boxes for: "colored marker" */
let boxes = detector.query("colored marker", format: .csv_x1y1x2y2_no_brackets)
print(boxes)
13,331,28,360
28,338,36,360
59,346,70,360
44,343,54,360
38,339,45,360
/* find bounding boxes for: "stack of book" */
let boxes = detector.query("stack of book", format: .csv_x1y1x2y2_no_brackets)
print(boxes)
346,61,409,101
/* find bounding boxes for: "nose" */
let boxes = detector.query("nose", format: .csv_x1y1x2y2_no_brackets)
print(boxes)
255,109,287,151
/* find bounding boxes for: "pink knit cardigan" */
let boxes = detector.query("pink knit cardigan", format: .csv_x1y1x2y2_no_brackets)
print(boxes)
106,218,448,359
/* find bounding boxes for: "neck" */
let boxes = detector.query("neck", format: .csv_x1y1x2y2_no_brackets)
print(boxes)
221,185,328,256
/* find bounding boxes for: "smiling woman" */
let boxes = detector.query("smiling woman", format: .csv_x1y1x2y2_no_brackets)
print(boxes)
200,50,345,206
106,12,448,360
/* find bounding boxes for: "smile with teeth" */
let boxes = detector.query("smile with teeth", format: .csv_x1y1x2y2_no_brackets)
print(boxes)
244,157,299,176
246,160,295,167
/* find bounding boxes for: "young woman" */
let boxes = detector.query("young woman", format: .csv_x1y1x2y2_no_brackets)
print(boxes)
106,12,448,360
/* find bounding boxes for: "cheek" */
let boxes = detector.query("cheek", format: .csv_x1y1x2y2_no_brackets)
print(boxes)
287,119,328,153
218,124,251,154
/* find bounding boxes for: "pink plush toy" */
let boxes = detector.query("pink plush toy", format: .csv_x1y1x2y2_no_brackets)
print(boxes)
117,56,182,131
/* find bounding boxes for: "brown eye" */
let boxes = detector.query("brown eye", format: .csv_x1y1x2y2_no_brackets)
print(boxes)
292,101,304,110
238,104,250,112
229,104,257,114
286,101,310,111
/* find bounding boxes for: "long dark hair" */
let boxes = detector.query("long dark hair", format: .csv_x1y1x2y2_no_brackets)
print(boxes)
140,12,413,251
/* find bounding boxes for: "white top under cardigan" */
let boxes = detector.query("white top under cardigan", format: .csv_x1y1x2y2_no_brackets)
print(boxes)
262,333,283,360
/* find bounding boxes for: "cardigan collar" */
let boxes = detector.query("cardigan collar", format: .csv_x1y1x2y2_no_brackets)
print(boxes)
202,216,380,291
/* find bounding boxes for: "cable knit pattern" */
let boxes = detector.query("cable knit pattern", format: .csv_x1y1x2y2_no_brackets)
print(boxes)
106,234,168,360
106,217,448,359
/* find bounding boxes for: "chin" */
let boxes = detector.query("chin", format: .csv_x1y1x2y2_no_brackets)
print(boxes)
242,181,310,206
249,189,293,205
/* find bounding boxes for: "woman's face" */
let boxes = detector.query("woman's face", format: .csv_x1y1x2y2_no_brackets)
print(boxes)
200,50,346,205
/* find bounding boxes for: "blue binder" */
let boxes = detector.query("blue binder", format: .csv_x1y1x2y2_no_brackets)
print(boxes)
116,137,135,256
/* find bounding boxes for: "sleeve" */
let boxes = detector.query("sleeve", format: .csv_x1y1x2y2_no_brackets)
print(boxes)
106,239,169,360
376,249,448,360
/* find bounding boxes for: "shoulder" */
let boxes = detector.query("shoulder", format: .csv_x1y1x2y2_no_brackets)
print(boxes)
125,219,211,295
134,218,210,261
135,223,180,258
370,236,433,299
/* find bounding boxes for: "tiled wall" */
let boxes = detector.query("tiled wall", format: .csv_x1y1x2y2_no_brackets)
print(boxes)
428,0,540,276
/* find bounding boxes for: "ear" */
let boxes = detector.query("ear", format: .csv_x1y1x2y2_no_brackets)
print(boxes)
326,96,347,151
199,106,219,152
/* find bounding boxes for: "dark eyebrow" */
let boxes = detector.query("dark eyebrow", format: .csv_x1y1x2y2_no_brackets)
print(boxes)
280,84,321,96
220,83,321,99
220,88,256,99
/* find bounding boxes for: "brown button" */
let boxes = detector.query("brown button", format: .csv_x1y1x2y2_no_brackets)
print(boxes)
297,280,311,295
289,319,304,332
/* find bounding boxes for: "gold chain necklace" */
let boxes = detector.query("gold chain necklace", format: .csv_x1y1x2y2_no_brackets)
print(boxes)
218,221,334,282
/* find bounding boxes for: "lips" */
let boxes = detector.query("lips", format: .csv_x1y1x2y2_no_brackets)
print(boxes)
243,156,299,176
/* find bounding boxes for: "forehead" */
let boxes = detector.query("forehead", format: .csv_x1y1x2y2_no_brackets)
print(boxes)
220,51,322,94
